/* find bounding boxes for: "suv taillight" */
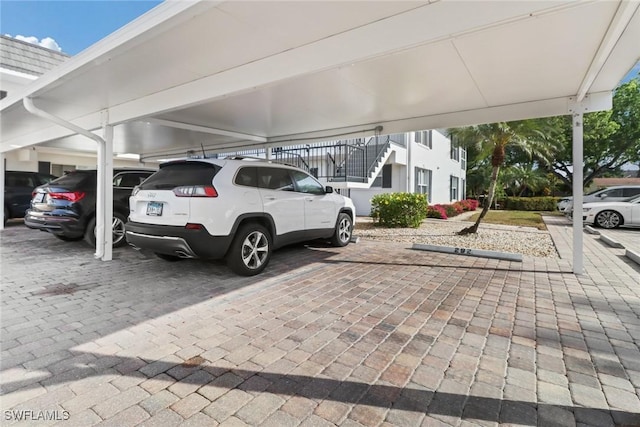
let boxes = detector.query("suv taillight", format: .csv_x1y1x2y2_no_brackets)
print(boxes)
173,185,218,197
48,191,86,202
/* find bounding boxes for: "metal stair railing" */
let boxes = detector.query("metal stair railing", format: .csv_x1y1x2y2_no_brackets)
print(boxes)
217,135,400,185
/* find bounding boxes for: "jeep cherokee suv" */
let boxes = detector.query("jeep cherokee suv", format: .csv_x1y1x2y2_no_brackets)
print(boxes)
125,158,355,275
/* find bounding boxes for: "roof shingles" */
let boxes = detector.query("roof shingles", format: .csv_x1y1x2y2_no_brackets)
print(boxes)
0,35,70,76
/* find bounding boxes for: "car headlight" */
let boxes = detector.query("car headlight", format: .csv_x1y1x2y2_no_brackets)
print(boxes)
583,208,591,212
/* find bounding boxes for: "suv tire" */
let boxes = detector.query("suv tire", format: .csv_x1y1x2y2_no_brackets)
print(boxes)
85,212,128,248
226,223,272,276
331,212,352,247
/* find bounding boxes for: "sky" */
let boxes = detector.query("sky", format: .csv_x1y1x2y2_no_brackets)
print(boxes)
1,0,162,55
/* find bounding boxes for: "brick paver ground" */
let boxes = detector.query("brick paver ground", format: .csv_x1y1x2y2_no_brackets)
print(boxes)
1,217,639,426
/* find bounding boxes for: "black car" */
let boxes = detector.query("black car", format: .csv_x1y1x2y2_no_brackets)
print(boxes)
25,168,154,247
4,171,57,225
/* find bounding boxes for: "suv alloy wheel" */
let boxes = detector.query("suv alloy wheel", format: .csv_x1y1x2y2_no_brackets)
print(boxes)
331,213,353,247
226,223,272,276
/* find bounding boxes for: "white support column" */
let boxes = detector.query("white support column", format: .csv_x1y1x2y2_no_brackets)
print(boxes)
102,122,114,261
567,92,611,275
0,152,5,230
266,147,272,161
96,111,114,261
572,111,584,275
95,140,105,259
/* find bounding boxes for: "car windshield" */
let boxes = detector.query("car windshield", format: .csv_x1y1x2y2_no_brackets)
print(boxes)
585,188,604,196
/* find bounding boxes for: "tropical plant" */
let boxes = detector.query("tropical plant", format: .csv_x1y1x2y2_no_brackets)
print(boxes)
502,163,550,196
448,121,560,235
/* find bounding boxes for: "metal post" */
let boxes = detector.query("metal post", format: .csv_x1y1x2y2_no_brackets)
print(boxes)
0,152,5,230
572,111,584,275
95,136,105,259
101,122,114,261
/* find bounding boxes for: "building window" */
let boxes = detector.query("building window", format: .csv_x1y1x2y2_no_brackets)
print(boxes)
450,175,459,200
450,137,459,161
461,148,467,170
415,167,432,202
414,130,432,148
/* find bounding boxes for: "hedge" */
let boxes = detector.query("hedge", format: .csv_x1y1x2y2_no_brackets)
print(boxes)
370,192,428,228
503,197,559,211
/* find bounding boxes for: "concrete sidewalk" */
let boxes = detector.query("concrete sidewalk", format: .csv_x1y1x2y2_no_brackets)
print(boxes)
1,220,639,426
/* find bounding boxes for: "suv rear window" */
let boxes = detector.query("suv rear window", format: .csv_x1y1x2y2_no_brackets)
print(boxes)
50,171,94,187
140,162,221,190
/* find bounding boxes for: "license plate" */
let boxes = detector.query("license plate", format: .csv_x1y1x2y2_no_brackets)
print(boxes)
146,201,163,216
34,193,45,203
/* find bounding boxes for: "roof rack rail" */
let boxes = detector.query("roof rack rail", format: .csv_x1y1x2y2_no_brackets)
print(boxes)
224,155,267,161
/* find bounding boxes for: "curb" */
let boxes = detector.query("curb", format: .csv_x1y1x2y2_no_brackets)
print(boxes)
585,225,600,235
625,249,640,266
600,234,624,249
412,243,523,262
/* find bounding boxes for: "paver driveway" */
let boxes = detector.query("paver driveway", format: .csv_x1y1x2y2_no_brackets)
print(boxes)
1,218,639,426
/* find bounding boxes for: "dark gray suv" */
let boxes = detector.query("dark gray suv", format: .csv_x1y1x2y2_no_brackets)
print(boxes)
25,168,154,247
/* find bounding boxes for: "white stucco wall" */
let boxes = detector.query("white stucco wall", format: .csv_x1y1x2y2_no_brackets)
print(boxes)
4,148,156,173
409,130,466,204
349,130,466,216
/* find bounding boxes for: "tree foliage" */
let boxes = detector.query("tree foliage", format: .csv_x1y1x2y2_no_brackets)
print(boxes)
448,121,560,235
543,78,640,188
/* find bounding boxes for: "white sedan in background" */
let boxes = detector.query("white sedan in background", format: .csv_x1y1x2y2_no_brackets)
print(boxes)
583,195,640,229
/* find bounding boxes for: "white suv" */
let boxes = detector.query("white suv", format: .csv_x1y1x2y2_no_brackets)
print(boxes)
126,158,356,275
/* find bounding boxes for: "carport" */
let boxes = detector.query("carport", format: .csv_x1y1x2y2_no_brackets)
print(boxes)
1,0,639,274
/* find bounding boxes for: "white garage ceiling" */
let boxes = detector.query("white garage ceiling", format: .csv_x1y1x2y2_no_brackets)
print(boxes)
1,0,639,159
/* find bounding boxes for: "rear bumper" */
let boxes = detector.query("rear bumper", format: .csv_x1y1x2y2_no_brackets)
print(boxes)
24,212,85,237
125,221,232,259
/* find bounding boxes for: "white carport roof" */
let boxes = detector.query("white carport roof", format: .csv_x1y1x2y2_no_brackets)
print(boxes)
2,0,639,159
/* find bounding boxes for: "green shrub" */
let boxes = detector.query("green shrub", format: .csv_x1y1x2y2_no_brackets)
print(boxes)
504,196,559,211
370,192,428,228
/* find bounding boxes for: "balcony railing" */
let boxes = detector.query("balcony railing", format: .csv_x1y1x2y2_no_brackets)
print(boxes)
211,133,404,184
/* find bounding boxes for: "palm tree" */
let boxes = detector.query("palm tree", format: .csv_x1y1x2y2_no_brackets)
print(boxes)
503,163,550,196
449,121,559,235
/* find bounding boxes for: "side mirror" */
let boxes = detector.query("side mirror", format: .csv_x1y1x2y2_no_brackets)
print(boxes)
599,193,608,199
325,186,334,194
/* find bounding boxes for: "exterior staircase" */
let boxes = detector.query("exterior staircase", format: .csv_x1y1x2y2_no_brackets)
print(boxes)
215,133,405,189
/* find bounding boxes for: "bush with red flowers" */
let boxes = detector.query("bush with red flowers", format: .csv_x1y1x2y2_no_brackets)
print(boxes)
427,204,448,219
426,199,478,220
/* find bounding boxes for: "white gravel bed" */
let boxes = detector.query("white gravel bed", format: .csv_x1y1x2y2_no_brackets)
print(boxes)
355,218,559,258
